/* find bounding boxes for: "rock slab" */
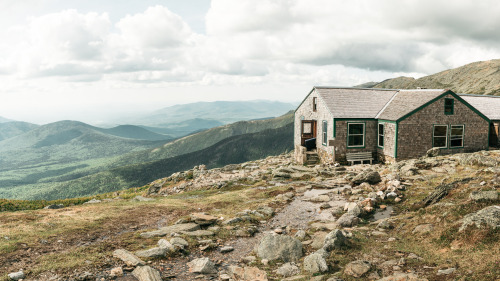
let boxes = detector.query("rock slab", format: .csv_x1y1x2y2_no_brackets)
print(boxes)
255,234,303,262
132,266,162,281
140,223,200,238
113,249,145,267
188,257,217,274
344,260,371,278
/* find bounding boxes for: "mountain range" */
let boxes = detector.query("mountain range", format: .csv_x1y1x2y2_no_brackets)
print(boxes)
358,59,500,95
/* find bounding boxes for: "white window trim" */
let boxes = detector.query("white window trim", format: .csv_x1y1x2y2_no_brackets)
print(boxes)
450,125,465,148
433,125,448,148
378,123,384,147
322,120,327,145
347,122,365,148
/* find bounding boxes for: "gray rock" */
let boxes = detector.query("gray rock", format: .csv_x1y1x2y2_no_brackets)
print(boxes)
294,229,307,240
303,250,328,273
140,223,200,238
412,224,434,234
322,229,347,251
8,271,25,280
190,213,218,225
188,257,217,274
182,230,215,237
223,217,243,225
257,206,275,216
352,169,381,185
255,234,303,262
113,249,145,266
347,204,362,217
336,213,359,227
459,205,500,231
276,262,301,277
220,246,234,253
426,147,440,157
458,153,499,167
377,219,393,229
44,204,64,209
437,268,456,275
170,237,189,249
309,194,331,202
132,195,154,202
132,266,162,281
376,272,427,280
157,239,176,253
344,260,371,277
470,191,498,201
135,247,167,258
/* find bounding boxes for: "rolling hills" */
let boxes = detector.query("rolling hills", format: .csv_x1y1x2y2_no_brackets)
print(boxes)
0,121,39,141
359,59,500,95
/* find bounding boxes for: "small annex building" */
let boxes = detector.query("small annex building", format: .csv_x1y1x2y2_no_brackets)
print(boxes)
460,94,500,148
294,87,491,164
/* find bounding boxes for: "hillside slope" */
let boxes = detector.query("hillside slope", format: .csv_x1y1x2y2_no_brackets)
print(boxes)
0,121,39,141
362,59,500,95
10,123,293,200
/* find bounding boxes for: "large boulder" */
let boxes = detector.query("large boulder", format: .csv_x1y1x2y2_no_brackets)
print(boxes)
344,260,371,278
303,249,328,273
459,205,500,231
113,249,145,267
255,234,303,262
458,153,499,167
426,147,440,157
135,247,167,258
336,213,359,227
140,223,200,238
132,266,162,281
469,191,498,202
187,257,217,274
7,271,25,281
190,213,218,225
322,229,347,251
352,169,381,185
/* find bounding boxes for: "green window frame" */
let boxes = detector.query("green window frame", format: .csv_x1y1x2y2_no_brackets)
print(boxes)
444,98,454,115
347,122,365,148
450,125,464,148
322,120,327,146
378,123,384,147
433,125,448,148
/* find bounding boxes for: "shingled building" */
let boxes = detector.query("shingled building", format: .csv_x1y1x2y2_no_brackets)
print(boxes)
294,87,492,164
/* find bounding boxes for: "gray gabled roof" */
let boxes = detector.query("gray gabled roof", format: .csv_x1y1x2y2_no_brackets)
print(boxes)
315,87,398,118
376,89,447,121
459,94,500,120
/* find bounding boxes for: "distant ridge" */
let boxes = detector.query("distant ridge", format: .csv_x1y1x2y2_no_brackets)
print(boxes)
0,116,14,123
357,59,500,96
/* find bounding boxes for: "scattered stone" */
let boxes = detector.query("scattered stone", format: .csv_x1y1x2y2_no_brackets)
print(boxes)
309,194,331,202
110,267,123,277
469,191,498,201
257,206,275,216
132,195,154,202
242,256,257,264
276,262,301,277
294,229,307,240
170,237,189,249
157,239,176,253
437,268,456,275
140,223,200,238
255,234,303,262
344,260,371,278
84,198,101,204
223,217,243,225
377,272,428,281
188,258,217,274
229,266,268,281
320,203,332,209
336,213,359,227
352,169,381,185
220,246,234,253
8,271,25,280
460,205,500,231
310,231,328,249
377,219,393,229
412,224,434,234
426,147,440,157
220,273,231,280
132,266,162,281
44,204,64,209
322,229,347,251
182,230,215,237
135,247,167,258
190,213,218,225
303,250,328,273
113,249,145,267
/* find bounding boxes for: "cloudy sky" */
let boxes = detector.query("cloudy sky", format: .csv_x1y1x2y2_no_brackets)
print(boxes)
1,0,499,124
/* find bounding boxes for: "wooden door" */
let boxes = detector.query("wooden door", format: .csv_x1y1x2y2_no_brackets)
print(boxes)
490,123,499,147
301,120,317,146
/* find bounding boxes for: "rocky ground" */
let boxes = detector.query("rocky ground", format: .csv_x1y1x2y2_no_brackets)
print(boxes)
1,150,499,281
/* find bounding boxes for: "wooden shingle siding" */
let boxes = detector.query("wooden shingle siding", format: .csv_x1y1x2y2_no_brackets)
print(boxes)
331,120,378,163
397,94,489,160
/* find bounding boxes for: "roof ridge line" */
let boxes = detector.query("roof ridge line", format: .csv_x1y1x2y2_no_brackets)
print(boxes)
375,90,400,119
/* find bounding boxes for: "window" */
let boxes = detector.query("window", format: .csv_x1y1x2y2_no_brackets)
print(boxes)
322,121,327,145
302,122,312,134
347,123,365,147
378,123,384,147
450,125,464,148
433,125,448,148
444,98,454,115
313,97,317,112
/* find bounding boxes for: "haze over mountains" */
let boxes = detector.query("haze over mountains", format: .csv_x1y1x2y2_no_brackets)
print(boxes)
0,100,295,200
358,59,500,96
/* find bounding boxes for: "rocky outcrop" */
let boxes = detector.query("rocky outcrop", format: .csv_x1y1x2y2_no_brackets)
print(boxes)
113,249,145,267
344,260,371,278
132,266,162,281
140,223,200,238
459,205,500,231
255,234,302,262
352,169,381,185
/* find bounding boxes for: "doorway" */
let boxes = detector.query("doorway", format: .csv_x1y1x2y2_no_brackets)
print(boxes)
301,120,317,146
